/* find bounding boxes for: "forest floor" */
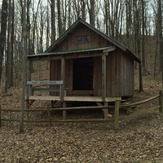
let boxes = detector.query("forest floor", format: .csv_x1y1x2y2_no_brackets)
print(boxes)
0,73,163,163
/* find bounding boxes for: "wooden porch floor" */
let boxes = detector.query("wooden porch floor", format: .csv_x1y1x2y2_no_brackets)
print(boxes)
27,95,121,102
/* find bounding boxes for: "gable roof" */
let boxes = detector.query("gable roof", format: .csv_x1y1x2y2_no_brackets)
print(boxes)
45,18,140,63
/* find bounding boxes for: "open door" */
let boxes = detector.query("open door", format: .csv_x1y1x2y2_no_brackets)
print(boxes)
73,57,93,90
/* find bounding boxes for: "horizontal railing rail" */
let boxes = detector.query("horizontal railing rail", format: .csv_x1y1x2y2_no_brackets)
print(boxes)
0,91,163,130
26,80,65,98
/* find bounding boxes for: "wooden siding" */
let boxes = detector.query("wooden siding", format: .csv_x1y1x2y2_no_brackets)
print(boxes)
50,50,134,97
93,57,102,96
56,24,112,51
119,52,134,96
49,23,135,98
65,59,73,95
50,59,73,96
106,50,134,97
107,51,120,97
50,60,61,96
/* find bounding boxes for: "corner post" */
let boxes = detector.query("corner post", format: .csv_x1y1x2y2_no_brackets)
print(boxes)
61,56,66,119
114,100,120,129
61,56,65,102
27,60,32,96
102,54,107,101
63,102,67,120
47,107,52,126
139,63,143,92
103,102,109,119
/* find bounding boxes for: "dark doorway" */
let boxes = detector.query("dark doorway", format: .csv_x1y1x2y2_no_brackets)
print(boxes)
73,57,93,90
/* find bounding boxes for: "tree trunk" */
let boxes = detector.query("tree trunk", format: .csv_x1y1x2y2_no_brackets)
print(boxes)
81,0,86,21
50,0,56,42
158,0,163,88
87,0,95,26
46,5,50,49
141,0,147,75
0,0,8,80
19,0,27,133
5,0,14,90
57,0,62,36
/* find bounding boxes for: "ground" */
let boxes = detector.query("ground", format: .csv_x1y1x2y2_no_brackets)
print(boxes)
0,73,163,163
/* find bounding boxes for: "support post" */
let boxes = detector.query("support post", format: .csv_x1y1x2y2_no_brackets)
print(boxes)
0,105,1,127
61,56,65,102
139,63,143,92
103,102,108,119
159,90,163,114
102,54,107,101
26,60,32,119
25,99,29,119
63,102,67,119
114,100,120,129
27,60,32,96
47,107,52,126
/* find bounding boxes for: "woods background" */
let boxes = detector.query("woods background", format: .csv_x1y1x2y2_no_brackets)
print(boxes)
0,0,162,92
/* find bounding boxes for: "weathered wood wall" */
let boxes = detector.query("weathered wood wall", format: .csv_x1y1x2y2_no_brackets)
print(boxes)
50,23,135,97
55,24,112,51
50,51,134,97
106,50,134,97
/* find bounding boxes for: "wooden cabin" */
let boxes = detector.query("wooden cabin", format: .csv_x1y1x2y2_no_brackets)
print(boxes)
26,18,141,118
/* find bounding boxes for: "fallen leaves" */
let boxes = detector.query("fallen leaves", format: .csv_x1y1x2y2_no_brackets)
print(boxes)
0,73,163,162
0,120,163,163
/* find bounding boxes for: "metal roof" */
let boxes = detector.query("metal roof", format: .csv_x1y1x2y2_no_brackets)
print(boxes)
28,18,140,63
27,47,112,58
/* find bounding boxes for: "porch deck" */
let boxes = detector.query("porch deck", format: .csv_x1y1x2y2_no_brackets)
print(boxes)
27,95,121,102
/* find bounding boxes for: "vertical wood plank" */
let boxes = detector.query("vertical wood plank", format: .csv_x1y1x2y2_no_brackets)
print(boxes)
139,63,143,92
61,56,65,101
47,107,52,126
25,99,29,119
102,54,107,101
63,102,67,119
114,100,120,129
103,102,108,119
27,60,32,96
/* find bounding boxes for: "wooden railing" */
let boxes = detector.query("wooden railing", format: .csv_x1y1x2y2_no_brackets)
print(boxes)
26,80,65,100
0,91,163,130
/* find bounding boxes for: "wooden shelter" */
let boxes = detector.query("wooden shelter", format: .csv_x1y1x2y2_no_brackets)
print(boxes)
26,18,141,119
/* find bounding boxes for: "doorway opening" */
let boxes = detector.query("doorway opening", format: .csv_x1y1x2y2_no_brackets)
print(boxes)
73,57,93,90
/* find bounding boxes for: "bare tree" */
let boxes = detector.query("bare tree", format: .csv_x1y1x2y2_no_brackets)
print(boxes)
157,0,163,88
0,0,8,80
46,4,50,49
5,0,14,90
81,0,86,21
57,0,63,36
19,0,27,133
87,0,95,26
27,0,32,55
38,2,45,53
125,0,132,47
49,0,56,42
153,0,162,76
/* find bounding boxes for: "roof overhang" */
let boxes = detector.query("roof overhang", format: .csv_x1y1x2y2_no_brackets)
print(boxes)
27,46,116,60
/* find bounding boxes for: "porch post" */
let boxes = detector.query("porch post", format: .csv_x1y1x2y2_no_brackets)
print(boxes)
61,56,65,101
27,59,32,96
102,54,107,101
139,63,143,92
61,56,66,118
